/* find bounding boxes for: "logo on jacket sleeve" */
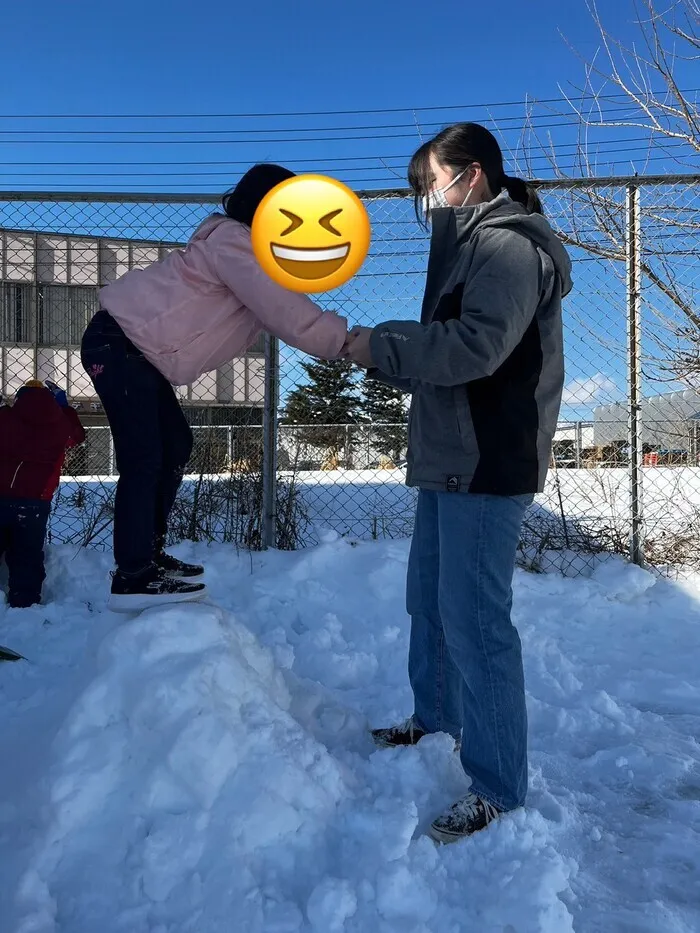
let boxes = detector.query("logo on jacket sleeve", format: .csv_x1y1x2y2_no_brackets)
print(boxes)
446,475,461,493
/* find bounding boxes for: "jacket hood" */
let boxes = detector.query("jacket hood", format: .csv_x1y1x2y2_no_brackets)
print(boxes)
13,387,63,426
431,191,573,297
188,213,242,244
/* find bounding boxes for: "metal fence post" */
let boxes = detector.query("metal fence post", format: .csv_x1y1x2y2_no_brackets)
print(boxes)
575,421,583,469
262,333,279,549
626,183,644,565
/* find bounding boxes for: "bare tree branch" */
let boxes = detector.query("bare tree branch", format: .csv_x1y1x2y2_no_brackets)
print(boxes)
555,0,700,154
527,0,699,385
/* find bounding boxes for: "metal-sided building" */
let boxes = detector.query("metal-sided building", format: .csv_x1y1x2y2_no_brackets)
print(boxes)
594,389,700,461
0,227,266,471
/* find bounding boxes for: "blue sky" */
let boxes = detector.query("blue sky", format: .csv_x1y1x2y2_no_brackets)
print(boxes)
4,0,614,120
2,0,687,192
1,0,697,415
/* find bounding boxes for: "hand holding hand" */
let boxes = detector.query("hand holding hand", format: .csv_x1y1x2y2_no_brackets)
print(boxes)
340,331,354,359
342,326,375,369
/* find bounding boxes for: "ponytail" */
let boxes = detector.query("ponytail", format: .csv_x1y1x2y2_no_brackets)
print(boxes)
407,124,545,220
501,174,543,215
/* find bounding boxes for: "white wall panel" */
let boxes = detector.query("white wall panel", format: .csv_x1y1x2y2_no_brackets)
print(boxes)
4,348,35,394
5,233,35,282
191,371,217,402
131,245,159,269
99,242,130,283
70,239,99,285
247,357,265,403
36,236,68,284
69,349,95,398
36,348,69,386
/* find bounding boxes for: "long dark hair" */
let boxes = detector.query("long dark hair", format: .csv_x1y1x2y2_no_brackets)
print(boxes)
222,163,296,227
407,122,542,223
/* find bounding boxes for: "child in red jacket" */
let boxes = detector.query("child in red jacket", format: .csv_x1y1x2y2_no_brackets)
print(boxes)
0,379,85,608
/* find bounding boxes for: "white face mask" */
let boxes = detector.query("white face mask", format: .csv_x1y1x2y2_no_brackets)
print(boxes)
421,168,473,216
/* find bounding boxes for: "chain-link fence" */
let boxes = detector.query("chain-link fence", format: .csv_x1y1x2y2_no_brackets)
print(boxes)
541,176,700,572
1,175,698,572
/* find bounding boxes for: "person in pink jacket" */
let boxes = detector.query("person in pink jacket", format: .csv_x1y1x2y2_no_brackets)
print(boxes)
81,163,348,612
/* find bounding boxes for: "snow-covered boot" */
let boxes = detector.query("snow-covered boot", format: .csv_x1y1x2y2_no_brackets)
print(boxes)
428,793,503,844
372,716,461,751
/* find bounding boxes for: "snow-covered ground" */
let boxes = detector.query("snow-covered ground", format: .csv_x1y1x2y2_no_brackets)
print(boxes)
1,536,699,932
49,464,700,555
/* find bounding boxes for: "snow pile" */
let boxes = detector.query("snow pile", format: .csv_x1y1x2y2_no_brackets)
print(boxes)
14,602,350,932
1,537,699,932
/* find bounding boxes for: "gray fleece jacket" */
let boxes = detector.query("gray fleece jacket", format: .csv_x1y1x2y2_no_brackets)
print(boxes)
368,191,572,495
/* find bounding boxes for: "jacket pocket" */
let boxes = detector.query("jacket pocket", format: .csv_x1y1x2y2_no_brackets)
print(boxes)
454,384,472,442
80,343,112,362
409,385,472,465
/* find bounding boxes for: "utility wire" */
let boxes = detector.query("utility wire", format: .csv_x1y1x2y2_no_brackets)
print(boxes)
0,134,687,169
4,90,696,118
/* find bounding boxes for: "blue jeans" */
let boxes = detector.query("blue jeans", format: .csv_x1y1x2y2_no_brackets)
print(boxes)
407,489,532,812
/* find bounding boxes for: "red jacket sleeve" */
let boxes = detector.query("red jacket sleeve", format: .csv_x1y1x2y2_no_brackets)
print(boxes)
62,407,86,449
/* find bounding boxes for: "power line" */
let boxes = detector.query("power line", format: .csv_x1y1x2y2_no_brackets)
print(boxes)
0,90,686,119
0,125,672,146
0,133,684,166
0,149,691,188
0,139,690,178
0,116,663,143
1,102,692,145
0,105,654,137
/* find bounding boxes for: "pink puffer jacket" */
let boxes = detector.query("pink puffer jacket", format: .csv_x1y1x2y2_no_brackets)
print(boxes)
98,214,348,386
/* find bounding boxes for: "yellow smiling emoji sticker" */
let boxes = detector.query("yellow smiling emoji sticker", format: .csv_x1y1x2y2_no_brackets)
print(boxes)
251,174,371,293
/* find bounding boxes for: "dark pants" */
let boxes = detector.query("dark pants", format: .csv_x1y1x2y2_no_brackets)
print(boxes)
0,498,51,608
81,309,193,576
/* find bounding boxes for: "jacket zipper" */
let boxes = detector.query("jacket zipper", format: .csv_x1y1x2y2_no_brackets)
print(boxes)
10,462,23,489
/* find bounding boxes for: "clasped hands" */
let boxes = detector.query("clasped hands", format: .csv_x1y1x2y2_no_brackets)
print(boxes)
340,325,374,369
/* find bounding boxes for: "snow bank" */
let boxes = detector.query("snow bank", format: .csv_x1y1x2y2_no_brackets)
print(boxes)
50,466,700,561
1,538,699,932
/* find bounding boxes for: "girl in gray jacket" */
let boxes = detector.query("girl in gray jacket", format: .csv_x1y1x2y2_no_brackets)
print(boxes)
345,122,572,843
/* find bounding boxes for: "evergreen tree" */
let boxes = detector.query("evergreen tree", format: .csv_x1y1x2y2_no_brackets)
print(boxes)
362,374,408,464
283,359,362,458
